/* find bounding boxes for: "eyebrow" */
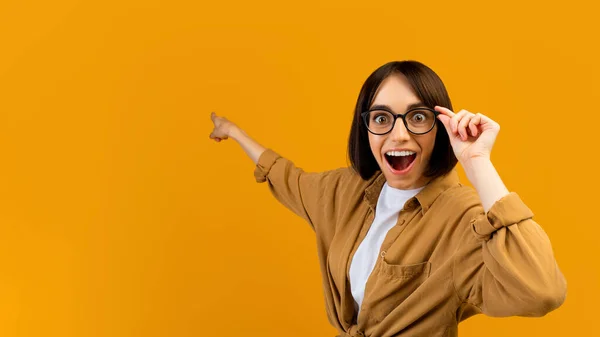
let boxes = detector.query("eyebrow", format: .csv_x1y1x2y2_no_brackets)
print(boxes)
369,102,428,111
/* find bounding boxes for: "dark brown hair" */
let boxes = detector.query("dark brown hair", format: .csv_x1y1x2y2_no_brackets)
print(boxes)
347,60,457,180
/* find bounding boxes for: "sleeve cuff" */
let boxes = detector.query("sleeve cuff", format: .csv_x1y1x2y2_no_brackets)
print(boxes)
471,192,535,240
253,148,282,183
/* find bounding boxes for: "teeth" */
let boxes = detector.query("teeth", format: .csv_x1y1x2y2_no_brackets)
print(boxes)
386,150,415,157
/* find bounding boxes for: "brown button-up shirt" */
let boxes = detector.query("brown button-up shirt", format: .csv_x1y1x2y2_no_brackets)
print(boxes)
254,149,567,337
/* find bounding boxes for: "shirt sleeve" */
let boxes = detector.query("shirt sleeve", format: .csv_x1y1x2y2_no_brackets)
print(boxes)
452,191,567,318
254,148,345,235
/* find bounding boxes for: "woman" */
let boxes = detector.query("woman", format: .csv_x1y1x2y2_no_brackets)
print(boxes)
208,61,567,337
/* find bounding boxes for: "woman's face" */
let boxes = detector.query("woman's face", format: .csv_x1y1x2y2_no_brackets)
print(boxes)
367,73,437,190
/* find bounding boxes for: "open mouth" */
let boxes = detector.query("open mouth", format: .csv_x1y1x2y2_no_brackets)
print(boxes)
384,153,417,173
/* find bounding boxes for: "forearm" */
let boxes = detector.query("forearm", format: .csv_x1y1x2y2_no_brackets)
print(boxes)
229,126,267,165
462,158,509,213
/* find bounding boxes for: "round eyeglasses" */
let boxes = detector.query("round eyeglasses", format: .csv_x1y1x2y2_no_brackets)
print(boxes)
361,107,440,135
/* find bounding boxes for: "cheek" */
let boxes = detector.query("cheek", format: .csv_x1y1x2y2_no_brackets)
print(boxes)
418,132,437,157
368,134,383,161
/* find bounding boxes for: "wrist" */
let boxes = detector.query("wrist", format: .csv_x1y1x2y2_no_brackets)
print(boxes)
462,156,492,177
462,157,509,213
229,125,245,141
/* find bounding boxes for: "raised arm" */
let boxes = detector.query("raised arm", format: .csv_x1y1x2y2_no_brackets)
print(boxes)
434,106,567,318
452,190,567,318
209,112,344,238
453,158,566,317
252,148,344,235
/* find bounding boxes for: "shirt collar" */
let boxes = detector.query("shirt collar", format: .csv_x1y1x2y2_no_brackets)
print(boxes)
363,168,460,214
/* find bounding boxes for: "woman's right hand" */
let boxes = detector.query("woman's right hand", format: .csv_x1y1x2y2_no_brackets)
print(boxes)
209,112,237,142
209,111,266,164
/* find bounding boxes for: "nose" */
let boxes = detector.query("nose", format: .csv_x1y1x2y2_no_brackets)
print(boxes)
389,118,411,142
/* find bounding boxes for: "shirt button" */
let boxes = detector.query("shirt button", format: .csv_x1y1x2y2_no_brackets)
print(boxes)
400,219,405,225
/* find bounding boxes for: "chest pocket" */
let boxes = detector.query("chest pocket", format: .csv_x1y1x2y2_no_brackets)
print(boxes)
361,258,431,324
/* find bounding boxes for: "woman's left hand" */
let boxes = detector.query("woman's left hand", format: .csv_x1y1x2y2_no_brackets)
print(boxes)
434,106,500,164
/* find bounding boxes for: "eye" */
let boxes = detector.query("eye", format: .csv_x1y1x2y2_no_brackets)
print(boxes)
374,114,388,124
411,113,426,123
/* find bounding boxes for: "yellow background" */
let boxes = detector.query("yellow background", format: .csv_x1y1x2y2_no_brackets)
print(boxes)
0,0,597,336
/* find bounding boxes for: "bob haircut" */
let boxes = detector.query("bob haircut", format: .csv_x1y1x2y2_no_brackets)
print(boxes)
347,60,458,181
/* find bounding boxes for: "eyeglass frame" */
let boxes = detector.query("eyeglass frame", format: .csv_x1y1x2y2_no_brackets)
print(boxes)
360,106,440,135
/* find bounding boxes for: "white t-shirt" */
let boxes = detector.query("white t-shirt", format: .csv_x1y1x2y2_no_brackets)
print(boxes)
349,181,424,314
